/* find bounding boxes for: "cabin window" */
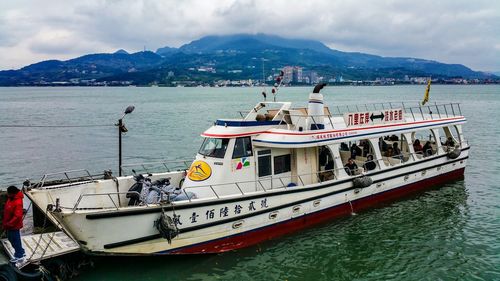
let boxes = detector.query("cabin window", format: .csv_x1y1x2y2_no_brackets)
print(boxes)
412,130,437,158
232,137,253,159
318,146,334,169
340,140,376,174
319,146,335,181
198,138,229,158
379,134,410,166
274,154,291,175
437,126,460,151
257,150,272,177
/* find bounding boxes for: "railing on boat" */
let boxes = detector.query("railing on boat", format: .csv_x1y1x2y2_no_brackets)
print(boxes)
68,166,351,211
72,191,140,211
31,169,102,189
180,145,466,202
29,159,192,189
69,168,347,211
329,101,462,120
68,143,468,211
120,159,191,175
238,102,463,130
179,151,430,201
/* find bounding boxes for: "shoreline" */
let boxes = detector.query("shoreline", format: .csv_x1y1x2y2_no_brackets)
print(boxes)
0,82,499,88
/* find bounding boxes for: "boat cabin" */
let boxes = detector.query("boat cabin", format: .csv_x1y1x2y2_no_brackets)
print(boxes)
181,95,466,199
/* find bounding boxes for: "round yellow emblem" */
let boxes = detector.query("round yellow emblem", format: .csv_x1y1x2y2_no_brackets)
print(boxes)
187,160,212,181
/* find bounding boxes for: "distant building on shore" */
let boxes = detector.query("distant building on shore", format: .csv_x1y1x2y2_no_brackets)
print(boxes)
282,66,304,83
302,70,319,84
282,66,320,84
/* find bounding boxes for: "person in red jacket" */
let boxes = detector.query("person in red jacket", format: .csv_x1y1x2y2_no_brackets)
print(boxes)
3,185,25,262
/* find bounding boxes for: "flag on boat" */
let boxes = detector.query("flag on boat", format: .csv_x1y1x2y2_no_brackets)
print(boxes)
421,78,431,105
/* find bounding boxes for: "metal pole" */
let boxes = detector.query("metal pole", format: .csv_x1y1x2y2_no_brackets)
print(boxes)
118,118,123,176
410,107,415,121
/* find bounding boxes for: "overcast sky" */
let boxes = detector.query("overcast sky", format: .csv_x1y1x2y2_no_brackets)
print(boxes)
0,0,499,72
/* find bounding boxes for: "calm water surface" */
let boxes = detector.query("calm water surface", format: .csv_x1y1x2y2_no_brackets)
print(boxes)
0,85,499,280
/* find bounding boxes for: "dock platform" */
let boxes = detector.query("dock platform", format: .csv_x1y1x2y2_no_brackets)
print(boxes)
1,231,80,268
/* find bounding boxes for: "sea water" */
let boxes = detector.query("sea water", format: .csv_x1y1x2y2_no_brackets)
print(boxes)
0,85,499,280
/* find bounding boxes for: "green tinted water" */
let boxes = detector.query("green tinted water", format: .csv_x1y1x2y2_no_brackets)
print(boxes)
0,85,499,280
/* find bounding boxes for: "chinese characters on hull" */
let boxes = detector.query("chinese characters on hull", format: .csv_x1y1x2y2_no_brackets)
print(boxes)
175,198,271,226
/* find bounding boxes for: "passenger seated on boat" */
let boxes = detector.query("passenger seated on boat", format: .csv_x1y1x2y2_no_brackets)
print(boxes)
422,141,433,157
389,135,399,141
413,139,423,154
379,137,388,152
361,141,370,157
340,142,349,151
392,143,403,160
443,137,455,148
320,161,335,181
363,155,377,171
344,158,358,176
319,147,329,167
384,147,394,157
350,143,362,159
363,146,370,157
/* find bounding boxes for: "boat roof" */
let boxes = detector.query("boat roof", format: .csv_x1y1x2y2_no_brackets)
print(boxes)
201,101,466,148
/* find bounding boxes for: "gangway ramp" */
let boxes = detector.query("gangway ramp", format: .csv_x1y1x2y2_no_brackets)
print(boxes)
1,231,80,268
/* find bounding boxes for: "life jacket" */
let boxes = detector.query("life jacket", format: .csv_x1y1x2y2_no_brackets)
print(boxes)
2,191,24,230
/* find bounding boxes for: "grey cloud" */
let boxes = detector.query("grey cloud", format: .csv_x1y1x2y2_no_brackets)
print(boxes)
0,0,499,71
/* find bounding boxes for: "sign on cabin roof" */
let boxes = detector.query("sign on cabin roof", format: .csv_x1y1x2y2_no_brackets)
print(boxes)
344,108,405,127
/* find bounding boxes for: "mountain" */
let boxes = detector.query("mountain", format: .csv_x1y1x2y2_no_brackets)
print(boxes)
155,46,178,56
0,51,162,85
114,49,129,54
178,33,333,54
175,34,487,79
0,33,496,86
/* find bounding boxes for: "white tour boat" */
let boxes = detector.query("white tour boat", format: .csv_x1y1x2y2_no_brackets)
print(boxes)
24,84,468,256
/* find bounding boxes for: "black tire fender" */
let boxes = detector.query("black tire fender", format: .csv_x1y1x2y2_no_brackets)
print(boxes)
447,148,461,159
353,176,373,189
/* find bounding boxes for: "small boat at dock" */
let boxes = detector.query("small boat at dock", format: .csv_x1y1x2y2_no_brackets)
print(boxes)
23,84,469,256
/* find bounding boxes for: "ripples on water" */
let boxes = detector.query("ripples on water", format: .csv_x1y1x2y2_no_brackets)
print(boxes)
0,86,499,280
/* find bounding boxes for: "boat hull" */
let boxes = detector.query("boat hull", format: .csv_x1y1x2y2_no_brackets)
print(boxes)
168,167,465,254
50,151,467,256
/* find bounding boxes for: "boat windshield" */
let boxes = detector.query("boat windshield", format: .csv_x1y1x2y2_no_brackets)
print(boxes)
198,138,229,158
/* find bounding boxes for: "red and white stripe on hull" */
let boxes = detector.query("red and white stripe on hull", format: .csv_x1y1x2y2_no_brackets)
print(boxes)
167,167,465,254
